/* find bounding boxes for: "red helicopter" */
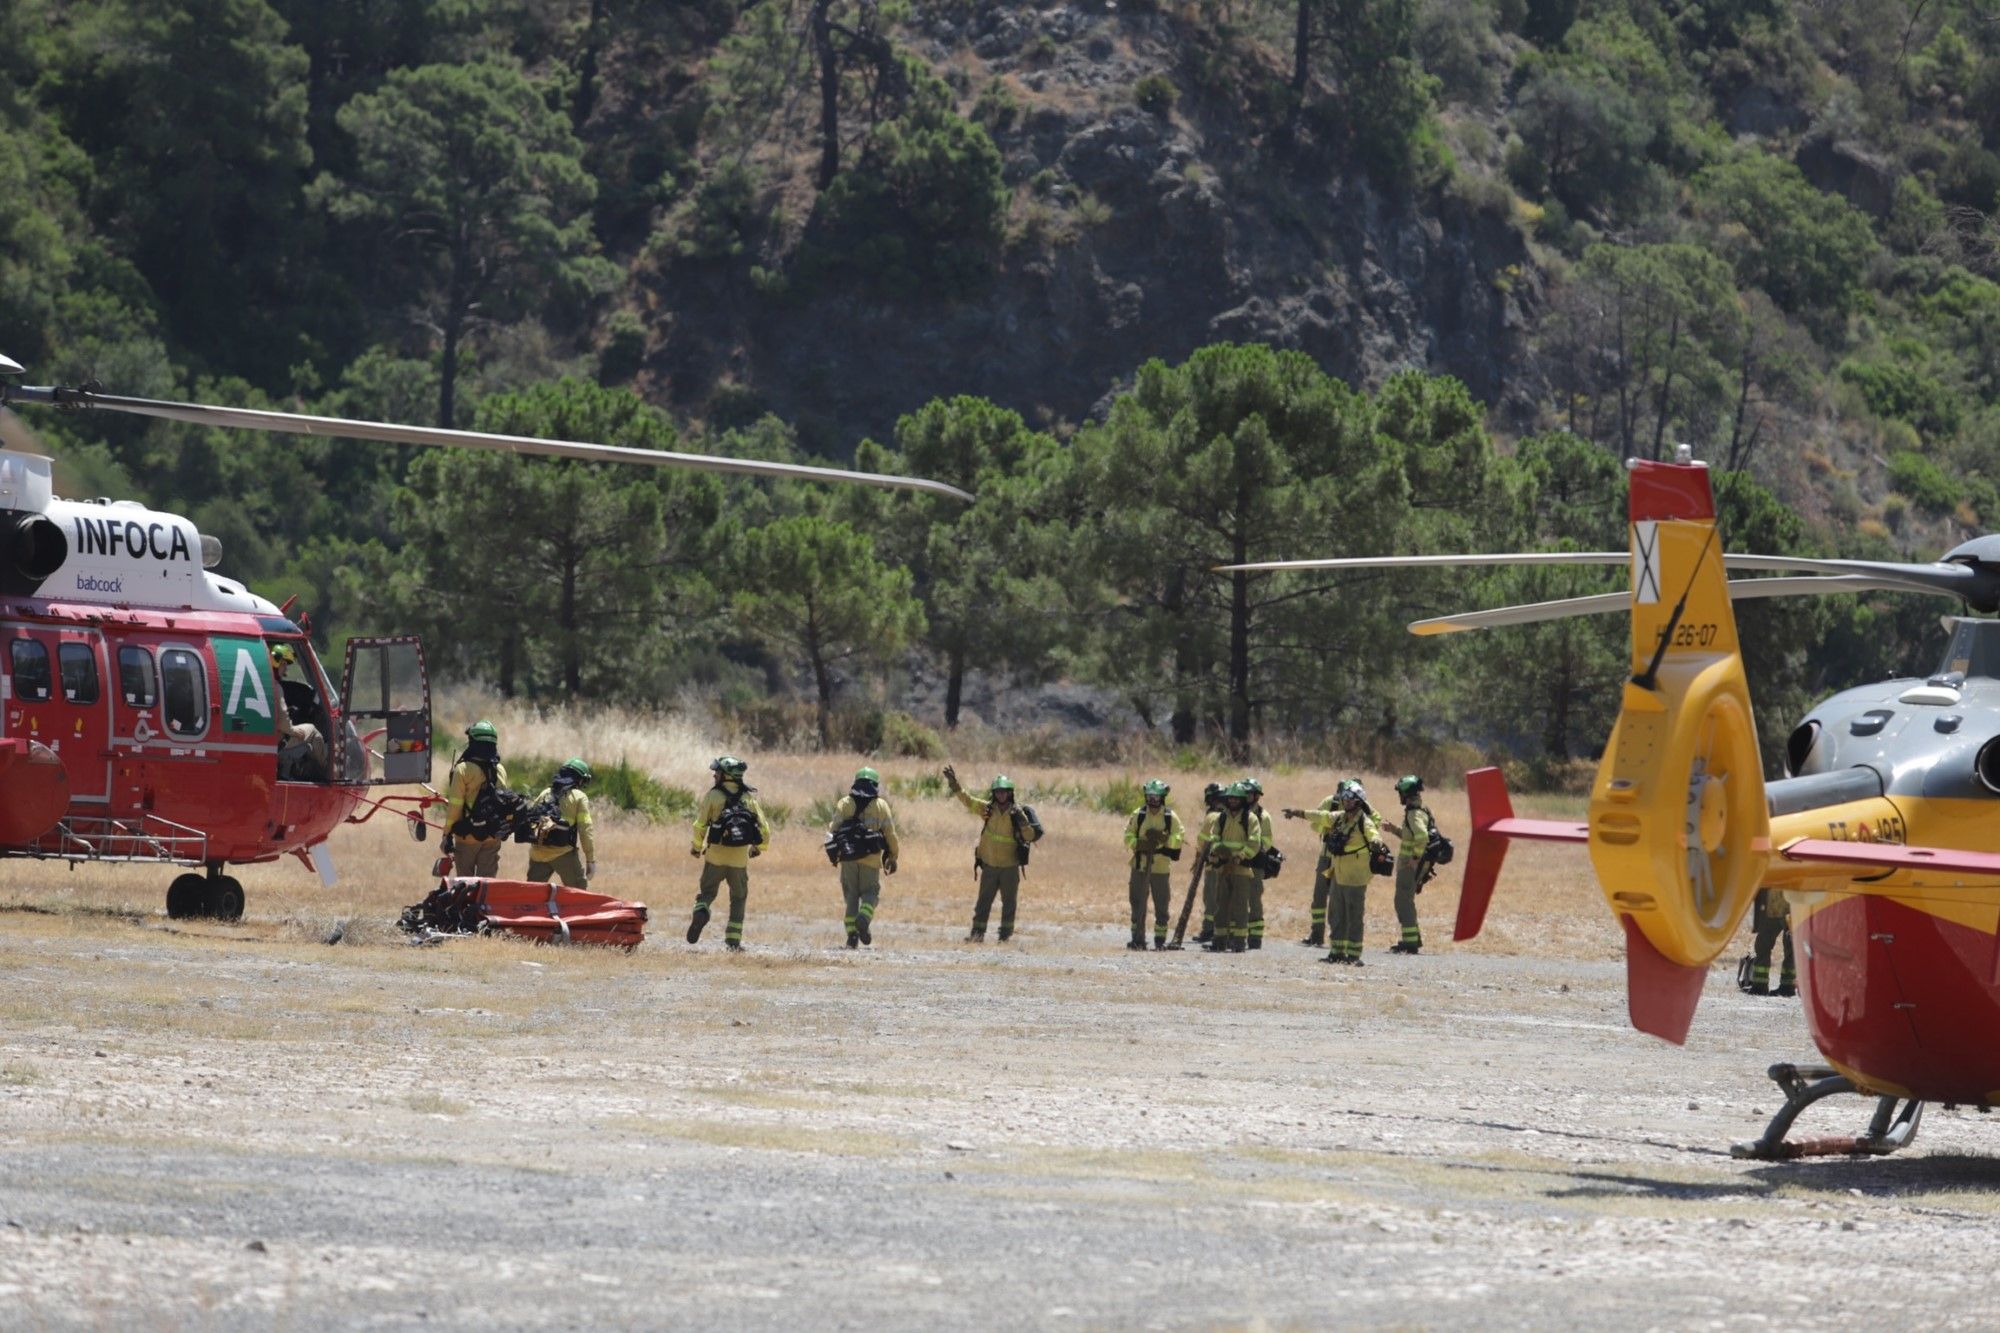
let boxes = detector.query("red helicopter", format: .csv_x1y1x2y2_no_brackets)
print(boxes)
0,354,967,921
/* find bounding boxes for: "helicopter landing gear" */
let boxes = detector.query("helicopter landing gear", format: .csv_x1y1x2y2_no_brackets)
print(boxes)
165,873,206,920
1730,1063,1925,1161
206,871,245,922
164,867,245,921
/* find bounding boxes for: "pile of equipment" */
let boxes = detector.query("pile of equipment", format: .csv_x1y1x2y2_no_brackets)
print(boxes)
399,877,648,949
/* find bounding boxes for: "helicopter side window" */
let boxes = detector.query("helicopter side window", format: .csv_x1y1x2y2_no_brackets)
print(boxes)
58,644,100,705
118,647,157,708
160,648,208,738
8,639,51,702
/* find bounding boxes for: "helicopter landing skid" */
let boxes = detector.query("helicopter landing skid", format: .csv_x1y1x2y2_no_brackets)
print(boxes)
1729,1063,1924,1161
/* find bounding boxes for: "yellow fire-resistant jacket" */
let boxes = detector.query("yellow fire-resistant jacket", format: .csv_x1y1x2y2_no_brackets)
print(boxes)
692,781,770,867
1383,804,1434,851
829,794,900,870
1199,809,1266,869
1303,807,1382,888
527,786,594,864
444,758,509,837
957,790,1034,868
1123,805,1185,874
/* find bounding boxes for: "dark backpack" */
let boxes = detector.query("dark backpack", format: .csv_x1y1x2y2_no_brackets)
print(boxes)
459,760,525,839
1252,845,1285,879
709,786,764,848
1422,808,1455,866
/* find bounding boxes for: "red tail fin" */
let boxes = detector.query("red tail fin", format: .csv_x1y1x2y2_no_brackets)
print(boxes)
1623,917,1707,1044
1454,767,1589,942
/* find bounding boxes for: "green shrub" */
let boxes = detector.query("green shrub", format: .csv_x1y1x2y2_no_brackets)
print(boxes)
881,709,947,758
1133,73,1179,118
503,756,693,823
1839,351,1963,441
1888,450,1958,515
597,310,646,385
1098,776,1143,815
887,772,947,800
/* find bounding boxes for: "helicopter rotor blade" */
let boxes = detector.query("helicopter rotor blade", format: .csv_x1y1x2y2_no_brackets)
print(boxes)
1410,575,1934,636
1218,550,2000,613
1216,552,1629,573
3,384,974,502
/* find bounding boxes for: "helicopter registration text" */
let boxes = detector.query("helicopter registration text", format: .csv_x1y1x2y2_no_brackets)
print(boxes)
1826,815,1907,844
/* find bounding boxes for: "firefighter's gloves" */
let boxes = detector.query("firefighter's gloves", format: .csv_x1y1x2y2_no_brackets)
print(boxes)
942,764,961,793
884,854,898,875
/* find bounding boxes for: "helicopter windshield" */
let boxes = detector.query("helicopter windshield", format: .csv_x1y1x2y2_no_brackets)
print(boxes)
1938,619,2000,681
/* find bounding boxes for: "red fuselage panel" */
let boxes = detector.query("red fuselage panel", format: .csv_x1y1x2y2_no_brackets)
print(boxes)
1800,894,2000,1104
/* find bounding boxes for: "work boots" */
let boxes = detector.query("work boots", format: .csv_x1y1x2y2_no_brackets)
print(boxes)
1195,925,1214,945
1127,935,1147,951
686,908,709,944
847,933,859,949
1300,931,1323,947
857,920,872,946
1247,936,1262,950
1229,937,1247,953
965,928,986,943
996,927,1013,942
1775,982,1797,998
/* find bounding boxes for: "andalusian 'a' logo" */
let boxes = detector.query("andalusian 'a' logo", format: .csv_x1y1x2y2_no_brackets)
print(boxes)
215,636,275,736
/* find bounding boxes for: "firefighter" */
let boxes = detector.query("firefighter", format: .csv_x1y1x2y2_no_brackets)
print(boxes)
1240,776,1275,949
524,758,596,887
1748,888,1797,997
1380,774,1435,954
688,755,768,951
1193,782,1226,945
1123,779,1185,950
442,720,509,878
828,766,899,948
1198,782,1263,953
1299,788,1338,947
1287,779,1381,965
945,764,1039,942
267,643,328,780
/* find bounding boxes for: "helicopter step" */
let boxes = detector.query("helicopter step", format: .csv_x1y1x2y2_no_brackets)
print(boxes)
1730,1062,1925,1161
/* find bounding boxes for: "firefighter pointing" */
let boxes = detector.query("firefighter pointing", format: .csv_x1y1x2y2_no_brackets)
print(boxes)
945,764,1042,942
1286,779,1383,966
689,755,768,951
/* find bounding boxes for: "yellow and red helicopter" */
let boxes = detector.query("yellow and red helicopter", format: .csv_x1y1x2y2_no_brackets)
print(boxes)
0,354,966,921
1231,450,2000,1160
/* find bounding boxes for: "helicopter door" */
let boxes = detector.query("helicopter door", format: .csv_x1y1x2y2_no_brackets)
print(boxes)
340,636,432,785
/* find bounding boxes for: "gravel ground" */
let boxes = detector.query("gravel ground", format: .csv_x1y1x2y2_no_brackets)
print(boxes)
5,912,2000,1329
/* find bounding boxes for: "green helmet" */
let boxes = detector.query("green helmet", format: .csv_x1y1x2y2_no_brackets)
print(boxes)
466,719,498,743
1239,777,1263,797
1143,779,1169,799
1337,779,1365,803
1223,781,1249,800
560,757,594,784
711,755,747,779
854,766,881,784
990,775,1015,793
1395,774,1424,797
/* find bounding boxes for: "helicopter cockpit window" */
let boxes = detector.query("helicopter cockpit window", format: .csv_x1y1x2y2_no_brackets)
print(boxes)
118,647,157,708
160,648,208,738
9,639,51,702
58,643,99,704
